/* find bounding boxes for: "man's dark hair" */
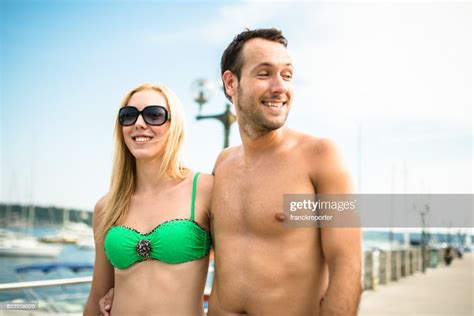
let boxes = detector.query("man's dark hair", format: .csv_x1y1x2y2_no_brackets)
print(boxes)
220,28,288,102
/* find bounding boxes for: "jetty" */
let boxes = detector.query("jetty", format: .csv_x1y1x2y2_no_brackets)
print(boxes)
359,252,473,315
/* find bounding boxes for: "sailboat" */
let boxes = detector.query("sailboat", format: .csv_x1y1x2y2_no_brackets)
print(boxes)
0,228,61,257
0,144,62,257
39,209,94,249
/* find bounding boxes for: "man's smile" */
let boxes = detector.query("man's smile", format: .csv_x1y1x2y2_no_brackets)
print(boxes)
262,100,287,108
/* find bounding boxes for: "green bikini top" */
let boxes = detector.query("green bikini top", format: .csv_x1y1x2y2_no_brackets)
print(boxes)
104,173,211,269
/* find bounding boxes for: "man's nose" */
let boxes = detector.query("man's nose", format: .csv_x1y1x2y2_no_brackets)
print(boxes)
270,75,289,94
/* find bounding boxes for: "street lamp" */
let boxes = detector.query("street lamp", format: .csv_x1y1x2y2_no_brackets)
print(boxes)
191,78,237,149
191,79,214,113
415,203,430,273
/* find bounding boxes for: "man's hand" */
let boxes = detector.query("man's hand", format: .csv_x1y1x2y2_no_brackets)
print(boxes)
99,288,114,316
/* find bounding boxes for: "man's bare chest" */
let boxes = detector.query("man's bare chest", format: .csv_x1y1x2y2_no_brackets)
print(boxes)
212,163,314,233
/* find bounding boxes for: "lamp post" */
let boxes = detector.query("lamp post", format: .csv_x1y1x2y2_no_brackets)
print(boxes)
418,204,430,273
191,78,237,149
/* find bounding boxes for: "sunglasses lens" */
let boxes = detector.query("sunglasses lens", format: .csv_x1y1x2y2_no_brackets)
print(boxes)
119,107,139,126
143,106,168,126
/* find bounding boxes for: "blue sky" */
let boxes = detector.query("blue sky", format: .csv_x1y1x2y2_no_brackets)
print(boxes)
1,1,471,211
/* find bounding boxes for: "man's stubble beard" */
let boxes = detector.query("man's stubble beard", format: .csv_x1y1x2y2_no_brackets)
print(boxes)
235,84,289,138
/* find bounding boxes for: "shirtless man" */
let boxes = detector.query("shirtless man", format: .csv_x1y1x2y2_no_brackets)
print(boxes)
99,28,361,315
208,28,361,315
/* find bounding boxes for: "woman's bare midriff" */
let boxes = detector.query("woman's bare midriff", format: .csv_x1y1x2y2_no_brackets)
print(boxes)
111,256,209,316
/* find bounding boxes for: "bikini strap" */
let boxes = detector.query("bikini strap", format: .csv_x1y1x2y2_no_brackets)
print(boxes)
190,172,201,221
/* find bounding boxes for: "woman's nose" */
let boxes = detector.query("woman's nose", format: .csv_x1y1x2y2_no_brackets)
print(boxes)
134,113,148,129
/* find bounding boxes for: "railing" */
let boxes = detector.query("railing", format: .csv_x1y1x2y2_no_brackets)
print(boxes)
0,277,92,291
0,248,449,294
362,247,449,290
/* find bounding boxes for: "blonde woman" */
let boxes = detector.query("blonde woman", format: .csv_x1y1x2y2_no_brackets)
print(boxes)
84,84,212,315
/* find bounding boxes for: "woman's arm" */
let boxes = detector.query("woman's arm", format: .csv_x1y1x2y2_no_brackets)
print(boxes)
83,196,115,316
196,173,214,224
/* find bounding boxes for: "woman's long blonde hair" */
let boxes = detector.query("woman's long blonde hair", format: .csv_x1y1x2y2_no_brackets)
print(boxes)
97,83,190,241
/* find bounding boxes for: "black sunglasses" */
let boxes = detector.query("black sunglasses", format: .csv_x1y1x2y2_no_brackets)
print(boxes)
118,105,169,126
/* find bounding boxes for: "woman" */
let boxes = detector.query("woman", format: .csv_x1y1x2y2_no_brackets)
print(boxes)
84,83,212,315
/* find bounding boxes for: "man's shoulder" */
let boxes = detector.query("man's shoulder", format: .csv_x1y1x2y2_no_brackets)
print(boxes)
213,145,242,174
295,132,351,191
287,129,339,158
217,145,241,162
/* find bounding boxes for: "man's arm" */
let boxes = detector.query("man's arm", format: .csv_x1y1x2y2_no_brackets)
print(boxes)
309,138,362,316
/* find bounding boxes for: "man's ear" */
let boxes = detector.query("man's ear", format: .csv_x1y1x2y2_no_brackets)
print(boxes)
222,70,237,99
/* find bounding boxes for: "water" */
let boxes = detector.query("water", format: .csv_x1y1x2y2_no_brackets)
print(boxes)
362,230,472,251
0,226,94,306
